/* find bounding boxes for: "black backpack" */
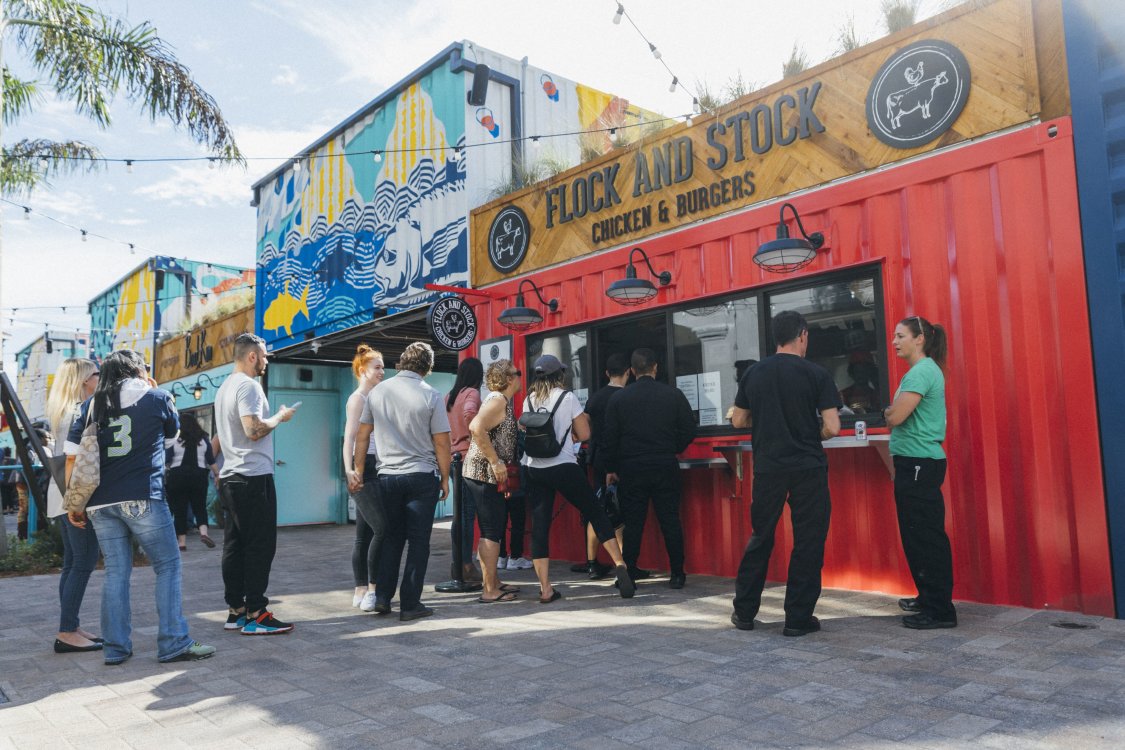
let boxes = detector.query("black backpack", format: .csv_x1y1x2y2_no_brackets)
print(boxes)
518,390,571,459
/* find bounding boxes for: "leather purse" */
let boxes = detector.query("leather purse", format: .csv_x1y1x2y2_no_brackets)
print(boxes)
63,410,100,513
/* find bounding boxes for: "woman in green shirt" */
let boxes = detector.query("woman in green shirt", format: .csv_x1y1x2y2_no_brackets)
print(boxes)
883,315,956,630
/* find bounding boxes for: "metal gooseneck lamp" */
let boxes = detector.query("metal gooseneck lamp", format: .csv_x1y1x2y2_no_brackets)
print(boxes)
497,279,559,331
753,202,827,273
605,247,672,306
192,372,222,400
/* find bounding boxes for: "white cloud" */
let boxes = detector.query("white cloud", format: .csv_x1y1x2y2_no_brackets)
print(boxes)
272,64,302,88
133,163,250,207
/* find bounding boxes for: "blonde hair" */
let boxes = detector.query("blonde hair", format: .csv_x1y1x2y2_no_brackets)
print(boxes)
352,344,384,379
45,358,98,436
484,359,516,392
528,369,565,408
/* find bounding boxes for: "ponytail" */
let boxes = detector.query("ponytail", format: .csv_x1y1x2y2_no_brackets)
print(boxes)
900,315,947,369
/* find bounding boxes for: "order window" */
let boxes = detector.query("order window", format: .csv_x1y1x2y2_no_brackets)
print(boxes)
526,330,590,406
673,297,760,427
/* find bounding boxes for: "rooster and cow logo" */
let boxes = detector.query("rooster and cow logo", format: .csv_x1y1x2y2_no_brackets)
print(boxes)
487,206,531,273
866,39,971,149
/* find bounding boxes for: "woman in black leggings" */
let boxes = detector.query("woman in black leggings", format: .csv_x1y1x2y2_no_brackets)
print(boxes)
165,413,219,550
521,355,634,603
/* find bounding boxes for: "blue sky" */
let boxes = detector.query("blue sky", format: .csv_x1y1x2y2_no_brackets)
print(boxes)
1,0,913,368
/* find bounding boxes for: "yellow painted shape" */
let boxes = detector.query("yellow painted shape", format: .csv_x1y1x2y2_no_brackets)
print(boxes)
262,280,311,338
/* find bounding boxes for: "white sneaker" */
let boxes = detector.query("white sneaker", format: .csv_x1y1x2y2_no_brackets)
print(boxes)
352,593,363,608
507,557,533,570
496,556,509,570
359,591,379,612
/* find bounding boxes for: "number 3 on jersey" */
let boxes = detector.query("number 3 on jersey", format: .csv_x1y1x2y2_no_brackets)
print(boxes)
107,415,133,457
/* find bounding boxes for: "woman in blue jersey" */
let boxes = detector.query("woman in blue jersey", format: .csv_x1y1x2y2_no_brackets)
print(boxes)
883,315,956,630
66,350,215,665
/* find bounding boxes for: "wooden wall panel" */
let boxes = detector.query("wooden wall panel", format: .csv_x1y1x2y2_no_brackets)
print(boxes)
472,0,1060,288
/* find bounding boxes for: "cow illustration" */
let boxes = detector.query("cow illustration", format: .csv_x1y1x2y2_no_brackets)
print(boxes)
492,217,523,263
373,217,422,298
886,70,949,130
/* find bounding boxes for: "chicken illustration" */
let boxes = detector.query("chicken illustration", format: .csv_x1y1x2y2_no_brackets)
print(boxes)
904,61,924,86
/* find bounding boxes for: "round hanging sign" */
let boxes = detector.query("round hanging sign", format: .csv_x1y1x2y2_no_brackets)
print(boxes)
427,296,478,351
865,39,971,150
487,206,530,273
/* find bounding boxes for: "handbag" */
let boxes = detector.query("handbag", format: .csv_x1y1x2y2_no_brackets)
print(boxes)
63,409,101,513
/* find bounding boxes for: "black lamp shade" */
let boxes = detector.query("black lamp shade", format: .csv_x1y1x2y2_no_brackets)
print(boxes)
498,305,544,331
606,277,659,305
753,237,818,273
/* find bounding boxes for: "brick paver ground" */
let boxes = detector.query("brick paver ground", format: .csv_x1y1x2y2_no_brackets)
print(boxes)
2,516,1124,749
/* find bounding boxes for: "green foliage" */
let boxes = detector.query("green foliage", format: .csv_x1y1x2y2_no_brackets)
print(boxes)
0,529,63,574
782,44,810,79
488,152,572,200
835,14,868,55
2,0,243,195
881,0,923,34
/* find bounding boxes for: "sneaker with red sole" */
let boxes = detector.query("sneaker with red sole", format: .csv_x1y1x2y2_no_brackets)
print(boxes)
241,610,294,635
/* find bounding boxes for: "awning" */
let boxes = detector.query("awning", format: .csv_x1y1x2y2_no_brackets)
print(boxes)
266,307,461,372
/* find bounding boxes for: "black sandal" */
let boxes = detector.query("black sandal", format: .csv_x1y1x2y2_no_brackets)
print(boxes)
478,591,518,603
499,583,521,593
539,589,563,604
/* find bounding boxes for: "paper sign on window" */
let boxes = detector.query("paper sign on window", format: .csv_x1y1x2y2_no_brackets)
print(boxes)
698,371,722,427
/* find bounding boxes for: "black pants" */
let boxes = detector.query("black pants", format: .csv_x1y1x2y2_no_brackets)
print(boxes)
527,463,615,559
166,470,209,535
376,472,439,611
465,477,506,543
351,455,384,587
499,491,526,559
619,461,684,576
733,468,831,627
219,473,277,613
893,456,956,621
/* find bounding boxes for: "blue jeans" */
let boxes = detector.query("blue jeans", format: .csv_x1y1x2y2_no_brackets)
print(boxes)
58,514,100,632
89,501,195,663
376,473,440,611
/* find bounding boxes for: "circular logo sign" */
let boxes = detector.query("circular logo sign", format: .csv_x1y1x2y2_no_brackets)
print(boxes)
487,206,530,273
427,297,478,351
865,39,971,149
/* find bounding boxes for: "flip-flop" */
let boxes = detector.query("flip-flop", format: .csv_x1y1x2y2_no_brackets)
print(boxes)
478,591,518,603
538,589,563,605
200,535,215,548
499,583,521,593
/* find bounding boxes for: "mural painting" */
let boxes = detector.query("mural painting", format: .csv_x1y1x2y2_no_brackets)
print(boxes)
15,333,89,422
88,257,253,364
256,65,469,348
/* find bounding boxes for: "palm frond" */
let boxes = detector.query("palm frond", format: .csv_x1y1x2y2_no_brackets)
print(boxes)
6,0,243,162
1,138,100,195
2,67,42,124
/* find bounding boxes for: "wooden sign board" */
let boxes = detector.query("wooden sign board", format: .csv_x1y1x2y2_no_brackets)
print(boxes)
471,0,1044,287
154,306,255,384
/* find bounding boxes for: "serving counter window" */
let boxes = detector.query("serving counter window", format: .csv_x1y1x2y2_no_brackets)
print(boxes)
526,330,590,405
768,275,885,425
524,266,885,431
673,298,760,427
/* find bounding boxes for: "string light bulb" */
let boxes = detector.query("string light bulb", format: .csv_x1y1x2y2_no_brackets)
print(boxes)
125,160,134,174
80,230,88,242
208,157,216,170
649,43,661,60
693,97,701,113
373,150,383,163
39,156,49,171
128,243,136,254
531,136,541,149
685,114,693,127
669,76,679,93
613,3,624,24
292,159,301,173
23,207,30,220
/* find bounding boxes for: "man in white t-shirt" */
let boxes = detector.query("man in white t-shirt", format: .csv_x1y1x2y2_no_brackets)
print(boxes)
214,333,298,636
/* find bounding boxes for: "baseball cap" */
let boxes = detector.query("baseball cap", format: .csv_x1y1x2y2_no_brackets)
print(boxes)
533,354,566,376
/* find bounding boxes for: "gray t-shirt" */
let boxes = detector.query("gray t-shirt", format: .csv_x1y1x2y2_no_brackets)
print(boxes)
215,372,273,477
360,371,450,475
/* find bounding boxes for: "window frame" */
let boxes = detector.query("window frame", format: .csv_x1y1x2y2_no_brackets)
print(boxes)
524,263,887,436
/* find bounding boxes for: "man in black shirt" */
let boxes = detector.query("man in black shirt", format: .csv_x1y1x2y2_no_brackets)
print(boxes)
730,311,841,636
580,353,631,579
605,348,697,587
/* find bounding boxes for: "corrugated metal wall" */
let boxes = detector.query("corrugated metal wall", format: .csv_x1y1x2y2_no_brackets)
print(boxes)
473,119,1115,615
1064,0,1125,617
